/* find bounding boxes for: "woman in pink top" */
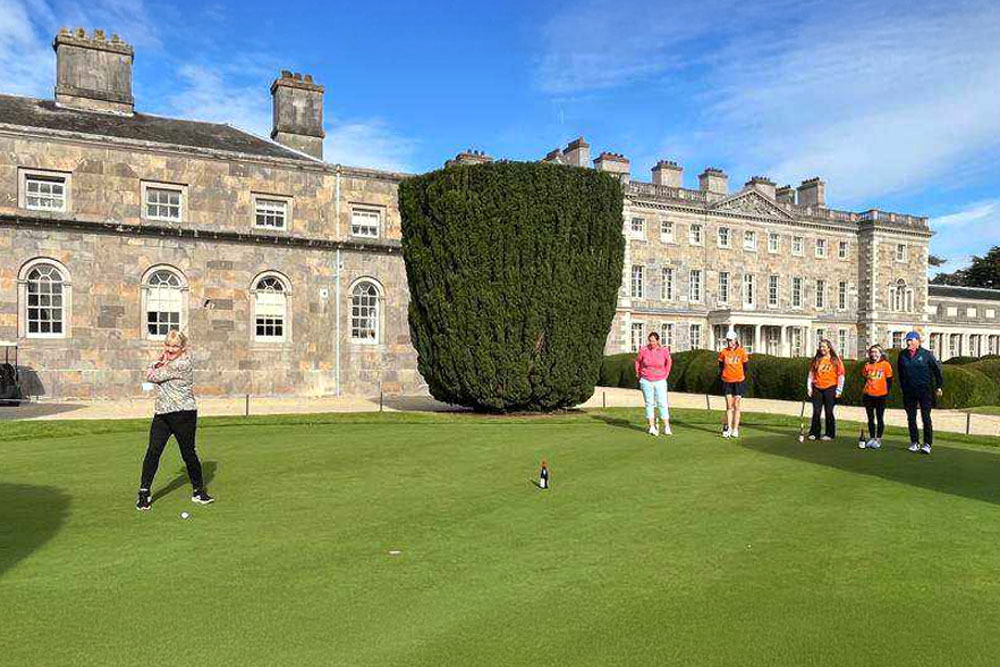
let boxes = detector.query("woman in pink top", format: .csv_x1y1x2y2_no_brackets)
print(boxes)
634,331,673,436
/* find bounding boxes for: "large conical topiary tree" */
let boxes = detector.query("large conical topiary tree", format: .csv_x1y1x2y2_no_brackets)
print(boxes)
399,161,625,412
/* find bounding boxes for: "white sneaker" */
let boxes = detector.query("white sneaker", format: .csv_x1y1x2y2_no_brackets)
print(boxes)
648,426,659,436
908,443,920,452
722,428,731,439
821,435,833,441
661,423,672,436
869,439,881,449
731,428,739,438
808,435,817,441
920,444,932,455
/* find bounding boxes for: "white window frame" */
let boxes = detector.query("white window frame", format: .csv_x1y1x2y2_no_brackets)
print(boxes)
690,323,702,350
350,278,383,345
791,277,803,309
18,258,72,339
792,236,804,256
630,322,644,353
768,232,779,254
142,181,186,222
838,281,848,311
986,308,996,319
141,265,188,341
660,322,674,349
743,273,756,308
947,306,958,317
19,168,71,213
689,224,703,246
689,270,703,303
251,271,292,344
743,230,757,252
838,329,848,355
350,206,382,239
661,267,674,301
660,219,675,243
893,331,905,349
967,307,977,318
815,238,827,258
718,271,730,305
768,275,779,308
838,240,849,260
895,243,908,262
717,226,731,249
630,216,646,240
631,265,644,299
815,280,826,309
253,193,292,231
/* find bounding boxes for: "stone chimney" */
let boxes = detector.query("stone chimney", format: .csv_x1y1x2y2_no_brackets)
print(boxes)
651,160,683,188
52,28,134,115
445,149,493,168
775,185,796,205
797,177,826,208
745,176,776,200
270,71,325,159
562,137,591,167
593,152,630,180
699,168,728,196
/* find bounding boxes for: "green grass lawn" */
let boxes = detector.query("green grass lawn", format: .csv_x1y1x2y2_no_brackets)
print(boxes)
4,408,1000,666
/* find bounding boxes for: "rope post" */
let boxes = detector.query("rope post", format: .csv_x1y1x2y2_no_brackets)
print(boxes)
379,381,383,413
966,412,972,435
705,393,711,411
245,393,250,418
602,391,606,409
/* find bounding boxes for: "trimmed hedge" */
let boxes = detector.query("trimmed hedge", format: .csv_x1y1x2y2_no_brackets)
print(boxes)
945,354,1000,365
400,161,624,412
600,348,1000,409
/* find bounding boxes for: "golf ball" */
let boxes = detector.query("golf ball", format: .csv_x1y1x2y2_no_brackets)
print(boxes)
180,512,190,519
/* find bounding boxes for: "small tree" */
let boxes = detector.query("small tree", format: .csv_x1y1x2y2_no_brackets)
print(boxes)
932,246,1000,288
399,161,625,412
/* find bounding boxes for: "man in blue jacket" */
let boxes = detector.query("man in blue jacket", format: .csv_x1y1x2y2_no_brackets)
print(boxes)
896,331,944,455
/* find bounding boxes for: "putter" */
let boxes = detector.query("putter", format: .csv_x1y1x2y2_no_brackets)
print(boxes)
797,398,807,442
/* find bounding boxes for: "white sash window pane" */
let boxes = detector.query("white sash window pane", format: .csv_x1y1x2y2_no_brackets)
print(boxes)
351,209,381,238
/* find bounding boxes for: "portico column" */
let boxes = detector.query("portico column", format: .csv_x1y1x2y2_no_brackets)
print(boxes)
754,324,762,355
780,326,789,357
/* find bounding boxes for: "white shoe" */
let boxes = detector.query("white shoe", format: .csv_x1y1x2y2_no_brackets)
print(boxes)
721,429,730,439
908,443,920,452
648,426,659,436
920,444,932,455
820,435,833,441
808,435,817,441
661,423,672,436
868,439,881,449
731,428,739,438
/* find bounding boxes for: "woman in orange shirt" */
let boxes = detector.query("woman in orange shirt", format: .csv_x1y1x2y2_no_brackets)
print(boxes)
717,330,749,438
806,338,845,441
860,345,893,449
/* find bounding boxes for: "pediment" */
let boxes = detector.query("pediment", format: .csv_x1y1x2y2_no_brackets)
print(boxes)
710,190,794,220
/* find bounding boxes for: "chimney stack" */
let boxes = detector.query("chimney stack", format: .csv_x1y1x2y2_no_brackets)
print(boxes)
797,177,826,208
745,176,776,200
562,137,591,167
698,168,729,196
53,28,134,115
775,185,796,205
445,149,493,168
593,152,630,181
271,71,325,159
651,160,683,188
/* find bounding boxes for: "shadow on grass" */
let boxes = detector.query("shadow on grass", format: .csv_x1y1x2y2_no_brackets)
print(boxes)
740,424,1000,506
151,461,218,503
0,483,71,579
589,413,648,434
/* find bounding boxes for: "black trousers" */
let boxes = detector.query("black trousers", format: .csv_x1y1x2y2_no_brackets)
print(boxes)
140,410,204,491
904,392,934,446
863,394,887,439
810,386,837,438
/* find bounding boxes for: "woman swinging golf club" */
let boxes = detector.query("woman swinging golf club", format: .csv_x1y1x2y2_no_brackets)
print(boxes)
136,330,214,510
635,331,673,436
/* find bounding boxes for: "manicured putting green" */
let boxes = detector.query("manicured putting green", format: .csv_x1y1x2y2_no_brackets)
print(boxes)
3,409,1000,666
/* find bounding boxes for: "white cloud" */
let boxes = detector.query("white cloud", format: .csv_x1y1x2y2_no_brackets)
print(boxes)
324,120,417,173
929,198,1000,269
538,0,1000,205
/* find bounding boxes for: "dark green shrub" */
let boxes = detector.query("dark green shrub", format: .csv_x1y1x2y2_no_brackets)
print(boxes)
944,356,980,365
400,161,625,412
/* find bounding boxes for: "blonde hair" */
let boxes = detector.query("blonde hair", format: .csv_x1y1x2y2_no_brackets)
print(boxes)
165,330,188,348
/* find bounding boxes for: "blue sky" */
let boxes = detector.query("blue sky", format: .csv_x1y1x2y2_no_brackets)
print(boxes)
2,0,999,273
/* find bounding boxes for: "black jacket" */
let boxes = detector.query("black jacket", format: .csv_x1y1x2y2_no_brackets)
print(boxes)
896,347,944,396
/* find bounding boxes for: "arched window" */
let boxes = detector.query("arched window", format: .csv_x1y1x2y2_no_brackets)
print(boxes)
350,279,381,344
891,279,910,312
252,273,290,342
25,263,66,336
142,266,187,339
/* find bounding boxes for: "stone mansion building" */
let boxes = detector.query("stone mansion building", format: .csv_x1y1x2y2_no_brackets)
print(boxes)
1,29,998,400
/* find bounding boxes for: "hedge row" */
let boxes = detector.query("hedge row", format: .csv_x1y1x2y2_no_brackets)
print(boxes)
599,349,1000,409
944,354,1000,365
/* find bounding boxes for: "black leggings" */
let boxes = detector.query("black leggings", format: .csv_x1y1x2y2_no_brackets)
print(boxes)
863,394,887,439
810,385,837,438
904,392,934,446
140,410,204,491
